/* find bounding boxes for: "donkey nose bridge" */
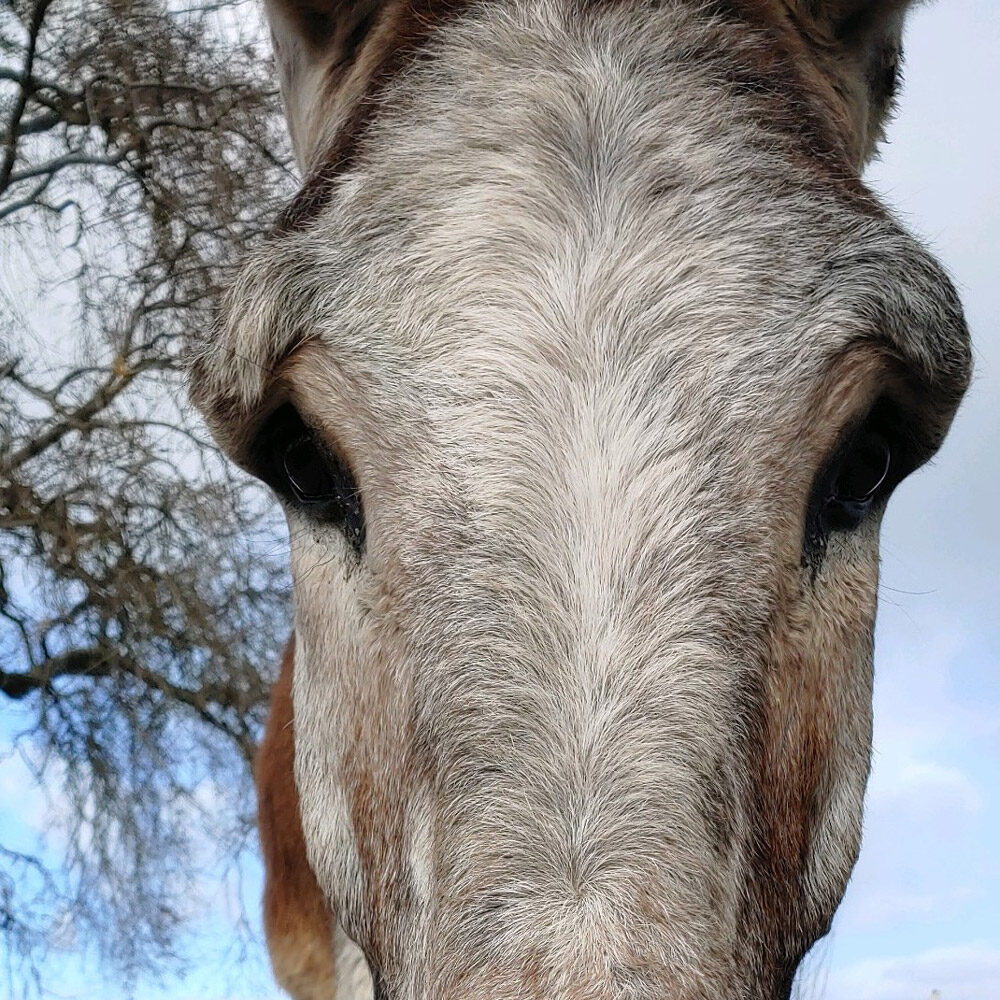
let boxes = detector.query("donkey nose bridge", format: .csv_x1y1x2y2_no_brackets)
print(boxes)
469,402,715,546
439,444,748,668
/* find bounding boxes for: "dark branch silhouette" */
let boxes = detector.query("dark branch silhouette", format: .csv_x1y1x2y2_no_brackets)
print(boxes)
1,0,296,989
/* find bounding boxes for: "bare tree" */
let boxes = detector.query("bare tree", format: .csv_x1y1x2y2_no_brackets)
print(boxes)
1,0,295,990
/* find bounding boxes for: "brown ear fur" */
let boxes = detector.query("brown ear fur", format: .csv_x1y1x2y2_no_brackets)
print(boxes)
265,0,390,169
791,0,919,162
265,0,922,203
256,637,338,1000
271,0,384,56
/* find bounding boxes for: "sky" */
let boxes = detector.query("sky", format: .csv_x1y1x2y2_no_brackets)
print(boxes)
793,2,1000,997
2,1,998,999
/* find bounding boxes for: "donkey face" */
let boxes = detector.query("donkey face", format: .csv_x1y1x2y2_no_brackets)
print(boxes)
190,0,970,996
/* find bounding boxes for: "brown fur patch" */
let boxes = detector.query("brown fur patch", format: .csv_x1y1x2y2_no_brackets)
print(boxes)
256,638,338,999
737,347,891,991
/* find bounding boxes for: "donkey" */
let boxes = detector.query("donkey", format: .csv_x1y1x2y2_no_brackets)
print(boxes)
190,0,971,996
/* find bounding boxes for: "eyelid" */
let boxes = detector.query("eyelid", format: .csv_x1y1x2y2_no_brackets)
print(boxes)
245,404,333,498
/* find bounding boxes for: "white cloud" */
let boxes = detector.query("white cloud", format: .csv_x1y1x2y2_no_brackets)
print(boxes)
866,759,984,824
824,943,1000,1000
835,753,988,929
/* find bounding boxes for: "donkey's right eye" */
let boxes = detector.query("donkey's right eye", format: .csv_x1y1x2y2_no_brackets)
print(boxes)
248,403,365,551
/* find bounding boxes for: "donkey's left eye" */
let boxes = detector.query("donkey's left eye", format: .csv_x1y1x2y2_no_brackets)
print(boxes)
824,431,892,531
803,396,917,564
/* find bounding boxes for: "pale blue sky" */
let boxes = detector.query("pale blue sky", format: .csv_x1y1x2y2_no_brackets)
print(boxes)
2,1,997,998
795,1,1000,996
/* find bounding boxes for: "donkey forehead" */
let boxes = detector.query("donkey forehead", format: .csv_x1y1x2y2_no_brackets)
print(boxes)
190,4,969,451
195,203,966,464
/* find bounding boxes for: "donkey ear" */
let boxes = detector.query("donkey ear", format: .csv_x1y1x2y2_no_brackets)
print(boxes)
265,0,386,170
797,0,918,162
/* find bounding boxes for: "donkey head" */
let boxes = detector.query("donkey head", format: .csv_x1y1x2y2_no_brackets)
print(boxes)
190,0,970,996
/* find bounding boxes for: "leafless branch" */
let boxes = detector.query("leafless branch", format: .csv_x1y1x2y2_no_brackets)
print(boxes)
1,0,296,988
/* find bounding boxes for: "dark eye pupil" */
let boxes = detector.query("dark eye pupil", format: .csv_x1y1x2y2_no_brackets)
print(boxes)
284,436,335,501
834,433,891,503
